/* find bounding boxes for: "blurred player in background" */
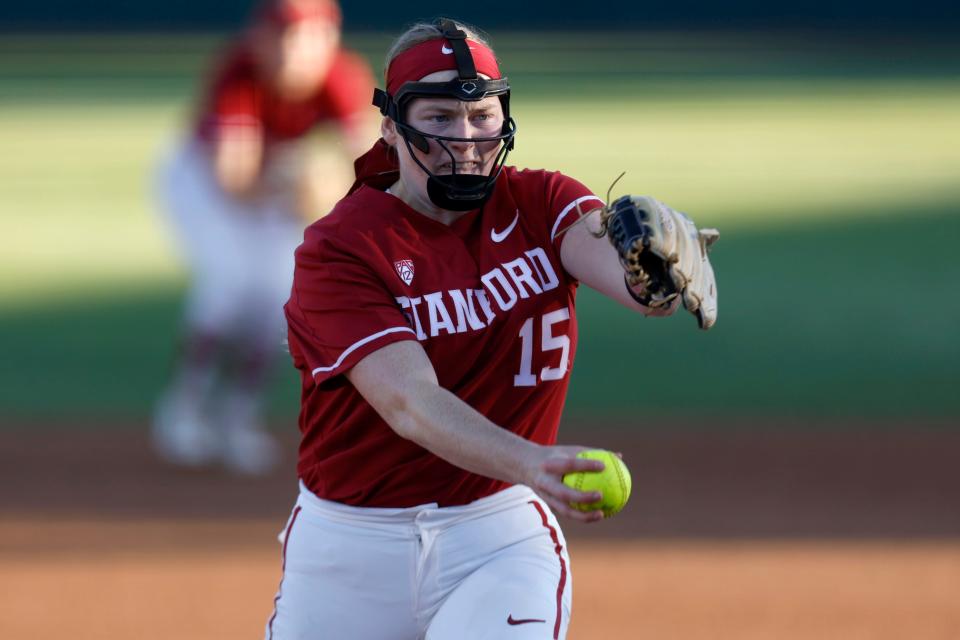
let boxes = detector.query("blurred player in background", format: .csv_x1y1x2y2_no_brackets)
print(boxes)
152,0,375,474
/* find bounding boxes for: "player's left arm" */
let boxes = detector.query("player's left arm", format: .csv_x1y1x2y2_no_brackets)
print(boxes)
296,113,378,221
336,111,381,158
559,207,680,317
326,50,379,157
296,139,359,222
297,52,379,221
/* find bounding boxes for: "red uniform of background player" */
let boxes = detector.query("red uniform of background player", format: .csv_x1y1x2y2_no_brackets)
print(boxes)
152,0,375,474
267,18,714,640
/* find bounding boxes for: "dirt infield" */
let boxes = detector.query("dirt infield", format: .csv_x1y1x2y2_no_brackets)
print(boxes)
3,533,958,639
2,422,959,639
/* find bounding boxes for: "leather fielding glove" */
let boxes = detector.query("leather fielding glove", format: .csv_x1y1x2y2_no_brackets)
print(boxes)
600,195,719,330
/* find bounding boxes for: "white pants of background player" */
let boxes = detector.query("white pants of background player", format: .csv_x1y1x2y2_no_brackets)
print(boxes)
266,484,573,640
157,140,302,345
152,140,303,472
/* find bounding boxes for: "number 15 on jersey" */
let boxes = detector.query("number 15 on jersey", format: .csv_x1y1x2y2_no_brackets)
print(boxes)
513,308,571,387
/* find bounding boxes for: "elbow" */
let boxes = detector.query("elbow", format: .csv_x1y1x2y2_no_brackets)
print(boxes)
377,386,428,443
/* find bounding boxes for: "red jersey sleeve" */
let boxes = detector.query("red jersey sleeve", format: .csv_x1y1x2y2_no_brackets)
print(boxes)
317,50,376,123
543,171,605,254
285,220,418,385
196,47,262,140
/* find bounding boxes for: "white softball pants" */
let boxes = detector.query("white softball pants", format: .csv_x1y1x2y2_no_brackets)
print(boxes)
265,483,573,640
155,140,303,346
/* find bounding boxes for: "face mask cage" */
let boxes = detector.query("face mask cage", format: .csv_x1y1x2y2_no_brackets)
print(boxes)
371,19,518,211
392,115,516,210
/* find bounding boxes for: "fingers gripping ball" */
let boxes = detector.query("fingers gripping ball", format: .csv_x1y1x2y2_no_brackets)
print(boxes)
562,450,632,518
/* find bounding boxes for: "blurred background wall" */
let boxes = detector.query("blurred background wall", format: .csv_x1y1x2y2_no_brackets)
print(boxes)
2,0,958,29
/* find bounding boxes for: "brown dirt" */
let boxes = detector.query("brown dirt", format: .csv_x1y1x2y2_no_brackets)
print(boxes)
1,420,959,639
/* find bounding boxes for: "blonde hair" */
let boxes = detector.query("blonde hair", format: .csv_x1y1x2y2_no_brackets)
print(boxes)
383,19,495,80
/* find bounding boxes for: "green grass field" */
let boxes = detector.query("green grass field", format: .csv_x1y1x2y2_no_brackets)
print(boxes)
1,32,958,422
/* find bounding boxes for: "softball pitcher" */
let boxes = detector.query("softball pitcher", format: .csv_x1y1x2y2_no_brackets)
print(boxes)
152,0,375,474
268,18,718,638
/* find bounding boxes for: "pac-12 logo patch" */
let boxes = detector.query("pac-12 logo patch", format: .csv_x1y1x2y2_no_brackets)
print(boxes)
394,259,415,285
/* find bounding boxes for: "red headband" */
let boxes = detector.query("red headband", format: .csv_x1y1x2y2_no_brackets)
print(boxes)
386,38,501,95
257,0,342,28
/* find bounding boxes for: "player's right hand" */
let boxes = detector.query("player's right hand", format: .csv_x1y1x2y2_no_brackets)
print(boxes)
523,445,607,523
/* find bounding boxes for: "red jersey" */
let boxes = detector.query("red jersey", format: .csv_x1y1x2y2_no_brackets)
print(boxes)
285,167,604,507
194,43,373,143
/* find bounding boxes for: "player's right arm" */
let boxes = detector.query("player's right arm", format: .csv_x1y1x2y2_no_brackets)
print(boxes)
212,120,264,198
344,340,606,523
195,48,266,200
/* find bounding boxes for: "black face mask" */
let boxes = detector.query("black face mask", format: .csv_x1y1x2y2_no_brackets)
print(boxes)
389,110,517,211
372,19,518,212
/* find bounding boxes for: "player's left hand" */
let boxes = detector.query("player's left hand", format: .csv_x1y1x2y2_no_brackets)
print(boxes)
599,195,719,330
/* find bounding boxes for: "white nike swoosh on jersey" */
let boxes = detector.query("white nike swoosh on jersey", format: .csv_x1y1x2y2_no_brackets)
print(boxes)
491,211,520,243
